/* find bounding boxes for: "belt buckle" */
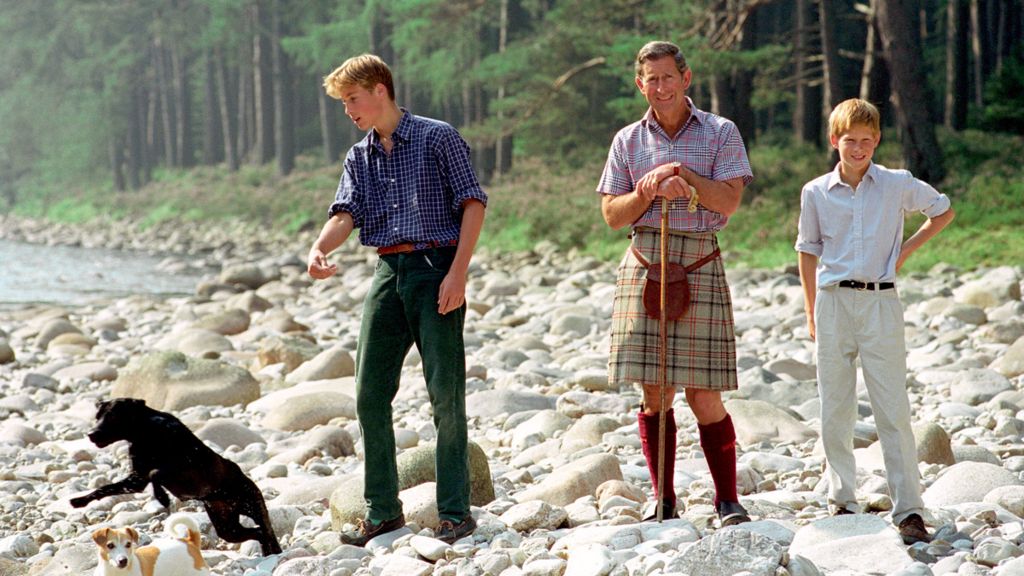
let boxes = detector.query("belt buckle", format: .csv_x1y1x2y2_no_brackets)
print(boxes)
855,282,868,291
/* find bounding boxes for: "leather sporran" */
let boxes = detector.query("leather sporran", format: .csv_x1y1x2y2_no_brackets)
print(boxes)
631,244,721,321
640,261,690,321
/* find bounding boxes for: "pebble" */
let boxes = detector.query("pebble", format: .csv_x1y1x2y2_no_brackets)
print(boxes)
1,215,1023,575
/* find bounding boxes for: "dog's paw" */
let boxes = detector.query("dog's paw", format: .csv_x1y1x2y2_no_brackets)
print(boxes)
69,496,88,508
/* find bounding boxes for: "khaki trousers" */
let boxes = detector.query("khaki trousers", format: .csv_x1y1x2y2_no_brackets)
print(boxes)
814,284,924,524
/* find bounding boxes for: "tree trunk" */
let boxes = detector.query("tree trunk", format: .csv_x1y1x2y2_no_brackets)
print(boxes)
875,0,945,182
202,49,222,165
818,0,844,113
237,40,253,163
271,0,294,176
171,42,193,167
215,46,239,171
109,134,126,192
154,39,177,167
495,0,509,177
970,0,985,106
945,0,969,130
126,83,143,190
319,88,339,164
253,0,275,164
795,0,822,144
732,8,757,144
861,0,891,120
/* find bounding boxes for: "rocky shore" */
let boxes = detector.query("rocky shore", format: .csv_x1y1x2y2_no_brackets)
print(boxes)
1,214,1023,576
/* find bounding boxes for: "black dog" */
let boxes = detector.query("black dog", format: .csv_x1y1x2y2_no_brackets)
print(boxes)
70,398,282,556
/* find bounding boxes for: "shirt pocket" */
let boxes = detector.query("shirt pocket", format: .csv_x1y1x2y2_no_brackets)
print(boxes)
819,196,854,241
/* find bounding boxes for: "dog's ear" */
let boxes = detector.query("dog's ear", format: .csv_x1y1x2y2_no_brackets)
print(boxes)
126,527,139,543
92,527,110,546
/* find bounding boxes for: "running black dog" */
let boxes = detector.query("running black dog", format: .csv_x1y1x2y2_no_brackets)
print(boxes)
70,398,282,556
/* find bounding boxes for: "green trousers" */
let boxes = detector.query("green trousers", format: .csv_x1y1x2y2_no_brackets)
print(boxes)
355,246,470,523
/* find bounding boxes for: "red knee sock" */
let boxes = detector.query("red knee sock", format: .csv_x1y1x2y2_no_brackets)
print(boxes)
698,414,738,505
638,409,677,504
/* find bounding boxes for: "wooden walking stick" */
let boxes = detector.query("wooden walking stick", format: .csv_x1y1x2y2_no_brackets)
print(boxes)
656,195,670,523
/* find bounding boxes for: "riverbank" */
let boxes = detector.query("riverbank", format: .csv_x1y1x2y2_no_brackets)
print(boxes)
3,129,1023,271
1,211,1023,575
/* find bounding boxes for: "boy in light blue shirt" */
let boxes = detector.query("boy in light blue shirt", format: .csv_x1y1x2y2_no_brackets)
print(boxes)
795,98,954,545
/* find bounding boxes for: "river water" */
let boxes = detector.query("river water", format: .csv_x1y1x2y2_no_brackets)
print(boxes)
0,239,203,307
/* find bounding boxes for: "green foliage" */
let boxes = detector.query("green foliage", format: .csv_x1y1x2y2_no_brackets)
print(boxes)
981,49,1024,134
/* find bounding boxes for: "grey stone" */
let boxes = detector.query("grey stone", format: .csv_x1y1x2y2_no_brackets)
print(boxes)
111,350,260,410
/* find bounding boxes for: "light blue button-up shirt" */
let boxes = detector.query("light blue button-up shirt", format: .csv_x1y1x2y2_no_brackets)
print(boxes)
795,162,951,287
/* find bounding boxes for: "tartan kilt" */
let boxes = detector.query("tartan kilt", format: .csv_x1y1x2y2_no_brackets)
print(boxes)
609,228,738,390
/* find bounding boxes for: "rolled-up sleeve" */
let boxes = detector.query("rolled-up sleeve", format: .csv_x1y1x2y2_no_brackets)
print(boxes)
596,132,633,196
900,172,951,218
795,185,823,256
328,152,365,227
712,121,754,186
435,127,488,214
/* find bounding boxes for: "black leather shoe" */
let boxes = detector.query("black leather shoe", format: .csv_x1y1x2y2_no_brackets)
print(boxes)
436,515,476,544
833,506,855,516
717,501,751,526
642,500,680,521
898,513,932,545
340,514,406,547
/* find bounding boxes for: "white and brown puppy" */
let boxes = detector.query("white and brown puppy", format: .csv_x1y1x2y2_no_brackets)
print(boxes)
92,513,210,576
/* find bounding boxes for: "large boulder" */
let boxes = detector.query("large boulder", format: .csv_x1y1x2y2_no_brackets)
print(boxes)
191,308,251,336
256,335,320,373
923,462,1021,508
725,399,818,447
514,453,622,507
111,351,260,411
789,514,911,575
329,441,494,529
285,345,355,384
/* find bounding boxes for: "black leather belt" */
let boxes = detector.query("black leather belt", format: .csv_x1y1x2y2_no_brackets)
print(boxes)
838,280,895,290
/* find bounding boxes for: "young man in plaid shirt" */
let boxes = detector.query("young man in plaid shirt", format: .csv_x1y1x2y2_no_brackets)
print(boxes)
307,54,486,546
598,41,752,525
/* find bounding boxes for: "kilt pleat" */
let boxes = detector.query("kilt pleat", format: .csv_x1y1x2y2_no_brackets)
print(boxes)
609,228,738,390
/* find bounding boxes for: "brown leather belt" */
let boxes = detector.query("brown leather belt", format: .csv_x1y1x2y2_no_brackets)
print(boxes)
377,243,416,255
377,239,458,256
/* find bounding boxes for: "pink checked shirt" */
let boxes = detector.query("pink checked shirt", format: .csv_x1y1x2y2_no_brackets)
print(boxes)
597,98,753,232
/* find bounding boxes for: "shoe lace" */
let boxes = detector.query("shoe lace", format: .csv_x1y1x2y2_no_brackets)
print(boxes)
438,519,455,533
356,518,372,535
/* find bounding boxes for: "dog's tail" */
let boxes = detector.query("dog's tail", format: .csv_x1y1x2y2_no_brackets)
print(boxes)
164,513,202,549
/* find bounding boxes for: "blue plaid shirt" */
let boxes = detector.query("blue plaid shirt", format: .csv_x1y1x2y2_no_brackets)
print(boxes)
328,110,488,248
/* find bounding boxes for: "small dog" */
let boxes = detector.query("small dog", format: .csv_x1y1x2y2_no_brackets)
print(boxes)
92,513,210,576
71,398,282,555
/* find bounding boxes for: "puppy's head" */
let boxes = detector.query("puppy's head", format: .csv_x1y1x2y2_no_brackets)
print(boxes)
89,398,148,447
92,526,139,570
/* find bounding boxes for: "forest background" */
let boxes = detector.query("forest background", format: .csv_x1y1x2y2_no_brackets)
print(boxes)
1,0,1022,270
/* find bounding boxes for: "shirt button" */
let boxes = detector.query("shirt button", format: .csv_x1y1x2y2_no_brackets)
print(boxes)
393,204,398,208
393,227,399,231
390,178,396,183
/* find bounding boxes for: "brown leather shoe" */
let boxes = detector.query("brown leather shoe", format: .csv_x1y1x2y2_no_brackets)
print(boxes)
340,514,406,547
898,513,932,545
717,501,751,527
436,515,476,544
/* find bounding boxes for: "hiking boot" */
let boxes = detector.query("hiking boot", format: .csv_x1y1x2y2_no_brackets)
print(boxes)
340,514,406,547
716,500,751,527
436,515,476,544
898,513,932,545
642,500,680,521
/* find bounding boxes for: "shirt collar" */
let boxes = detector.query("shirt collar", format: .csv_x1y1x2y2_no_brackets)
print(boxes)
641,97,704,137
825,161,878,191
370,109,413,152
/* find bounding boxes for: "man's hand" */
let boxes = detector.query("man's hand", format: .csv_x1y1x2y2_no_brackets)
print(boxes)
307,249,338,280
656,175,695,201
438,270,467,314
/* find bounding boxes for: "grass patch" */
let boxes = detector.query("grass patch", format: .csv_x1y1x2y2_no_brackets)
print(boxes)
2,131,1021,272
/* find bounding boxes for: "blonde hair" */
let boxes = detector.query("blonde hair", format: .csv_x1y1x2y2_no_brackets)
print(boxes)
829,98,881,138
323,54,395,100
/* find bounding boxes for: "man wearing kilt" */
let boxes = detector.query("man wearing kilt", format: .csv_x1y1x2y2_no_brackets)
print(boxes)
597,41,753,525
